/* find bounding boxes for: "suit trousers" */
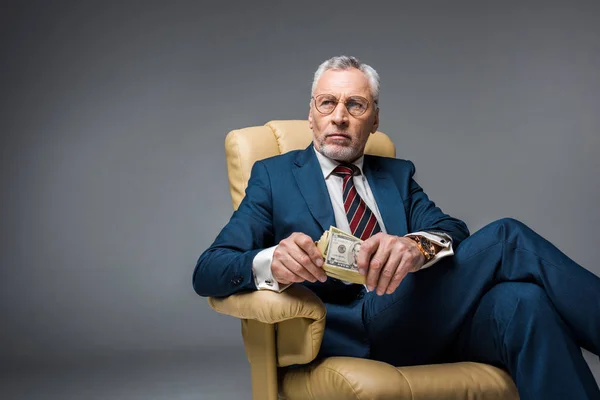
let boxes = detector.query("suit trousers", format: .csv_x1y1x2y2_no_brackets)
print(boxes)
362,218,600,400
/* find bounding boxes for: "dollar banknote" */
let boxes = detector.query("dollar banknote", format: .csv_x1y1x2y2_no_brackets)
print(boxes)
316,226,365,284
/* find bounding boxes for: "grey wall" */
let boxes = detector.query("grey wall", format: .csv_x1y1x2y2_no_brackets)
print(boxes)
1,0,599,378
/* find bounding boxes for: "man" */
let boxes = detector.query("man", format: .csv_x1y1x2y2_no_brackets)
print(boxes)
193,56,600,399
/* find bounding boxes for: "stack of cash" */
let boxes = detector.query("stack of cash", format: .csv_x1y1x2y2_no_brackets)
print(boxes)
316,226,365,285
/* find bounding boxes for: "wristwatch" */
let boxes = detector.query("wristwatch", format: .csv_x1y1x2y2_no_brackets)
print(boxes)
410,235,436,261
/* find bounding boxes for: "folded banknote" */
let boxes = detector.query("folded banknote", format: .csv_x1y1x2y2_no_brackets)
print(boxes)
316,226,365,285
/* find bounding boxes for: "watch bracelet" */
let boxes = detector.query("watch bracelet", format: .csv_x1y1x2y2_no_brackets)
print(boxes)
411,236,434,261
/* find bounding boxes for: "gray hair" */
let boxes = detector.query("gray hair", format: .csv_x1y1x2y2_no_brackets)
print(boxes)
311,56,380,104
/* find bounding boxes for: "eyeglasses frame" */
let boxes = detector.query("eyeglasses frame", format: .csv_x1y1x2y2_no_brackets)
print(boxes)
311,94,376,117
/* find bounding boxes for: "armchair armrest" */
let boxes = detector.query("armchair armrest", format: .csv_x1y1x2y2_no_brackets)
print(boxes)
208,284,326,366
208,284,326,323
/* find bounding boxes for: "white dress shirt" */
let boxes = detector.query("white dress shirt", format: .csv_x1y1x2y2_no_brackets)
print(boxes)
252,148,454,292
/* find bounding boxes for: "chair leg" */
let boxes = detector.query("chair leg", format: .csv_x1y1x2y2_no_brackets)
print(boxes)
241,319,279,400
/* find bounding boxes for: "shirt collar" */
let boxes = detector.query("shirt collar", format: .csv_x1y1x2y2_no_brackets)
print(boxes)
313,146,365,179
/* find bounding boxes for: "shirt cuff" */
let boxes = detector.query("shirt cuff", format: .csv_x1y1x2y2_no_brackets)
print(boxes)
252,245,292,292
404,231,454,271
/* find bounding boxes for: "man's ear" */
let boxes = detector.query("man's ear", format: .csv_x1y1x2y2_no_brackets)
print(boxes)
308,107,314,130
371,107,379,133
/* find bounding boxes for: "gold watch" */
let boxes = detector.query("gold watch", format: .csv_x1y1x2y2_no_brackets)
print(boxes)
410,235,436,261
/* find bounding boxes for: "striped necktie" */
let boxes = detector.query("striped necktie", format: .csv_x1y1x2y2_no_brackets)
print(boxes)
331,164,382,240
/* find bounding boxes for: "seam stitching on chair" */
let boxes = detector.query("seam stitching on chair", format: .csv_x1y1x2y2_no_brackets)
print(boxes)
309,324,317,361
266,121,284,154
231,305,324,324
231,131,245,204
320,366,361,400
231,313,318,324
211,288,327,323
309,315,325,360
393,369,415,400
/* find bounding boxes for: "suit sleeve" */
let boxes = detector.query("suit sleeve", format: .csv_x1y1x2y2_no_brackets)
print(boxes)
404,160,470,249
192,161,276,297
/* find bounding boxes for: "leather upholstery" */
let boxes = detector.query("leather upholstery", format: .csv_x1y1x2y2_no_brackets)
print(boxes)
209,120,519,399
209,285,326,366
282,358,518,400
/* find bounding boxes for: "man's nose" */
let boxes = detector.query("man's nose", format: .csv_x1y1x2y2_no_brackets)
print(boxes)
331,101,349,126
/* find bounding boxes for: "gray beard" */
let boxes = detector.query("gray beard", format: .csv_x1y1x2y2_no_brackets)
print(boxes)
318,142,362,163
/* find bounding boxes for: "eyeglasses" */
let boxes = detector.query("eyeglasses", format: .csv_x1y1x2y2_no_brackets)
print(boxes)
312,94,372,117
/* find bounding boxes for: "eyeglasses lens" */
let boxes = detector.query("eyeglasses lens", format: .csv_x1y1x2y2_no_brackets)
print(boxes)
315,95,368,116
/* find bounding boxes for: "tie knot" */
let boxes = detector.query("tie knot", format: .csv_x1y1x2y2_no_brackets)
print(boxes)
332,163,360,177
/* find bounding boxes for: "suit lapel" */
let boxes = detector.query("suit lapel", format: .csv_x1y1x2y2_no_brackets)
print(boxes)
293,145,335,232
364,157,408,236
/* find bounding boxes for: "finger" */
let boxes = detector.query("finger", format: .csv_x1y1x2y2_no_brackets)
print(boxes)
274,234,321,283
385,253,414,294
385,268,409,295
283,253,320,283
293,234,327,282
366,241,390,292
288,245,327,283
358,234,381,275
271,258,305,284
376,249,404,295
399,250,422,276
295,233,326,266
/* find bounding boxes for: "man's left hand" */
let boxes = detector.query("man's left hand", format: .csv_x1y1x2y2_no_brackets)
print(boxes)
356,233,426,295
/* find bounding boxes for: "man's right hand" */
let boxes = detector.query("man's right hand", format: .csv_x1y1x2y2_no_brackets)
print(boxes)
271,232,327,285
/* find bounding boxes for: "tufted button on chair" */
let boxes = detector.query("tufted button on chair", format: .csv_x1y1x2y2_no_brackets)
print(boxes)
208,120,519,400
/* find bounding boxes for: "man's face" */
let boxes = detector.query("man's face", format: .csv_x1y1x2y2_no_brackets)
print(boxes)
309,68,379,162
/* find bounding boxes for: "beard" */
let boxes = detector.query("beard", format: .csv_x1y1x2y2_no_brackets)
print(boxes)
316,135,364,162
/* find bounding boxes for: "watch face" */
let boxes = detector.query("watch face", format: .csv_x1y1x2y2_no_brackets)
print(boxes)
418,237,434,256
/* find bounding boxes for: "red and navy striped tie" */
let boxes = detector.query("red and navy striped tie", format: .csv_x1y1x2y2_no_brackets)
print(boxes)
332,164,382,240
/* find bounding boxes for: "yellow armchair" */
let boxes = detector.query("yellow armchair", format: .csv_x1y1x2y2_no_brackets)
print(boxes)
208,120,519,400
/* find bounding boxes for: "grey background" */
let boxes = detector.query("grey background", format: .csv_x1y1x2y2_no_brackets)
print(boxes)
1,0,599,398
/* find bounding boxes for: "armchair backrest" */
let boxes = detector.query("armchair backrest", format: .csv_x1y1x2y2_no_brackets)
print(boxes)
224,120,396,210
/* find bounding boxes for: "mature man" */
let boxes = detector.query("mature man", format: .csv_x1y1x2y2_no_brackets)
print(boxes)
193,56,600,399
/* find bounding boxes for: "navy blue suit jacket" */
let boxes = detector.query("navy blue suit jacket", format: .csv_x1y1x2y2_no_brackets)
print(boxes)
193,144,469,358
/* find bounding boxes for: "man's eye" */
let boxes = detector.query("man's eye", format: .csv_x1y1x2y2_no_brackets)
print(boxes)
320,100,335,106
347,101,364,110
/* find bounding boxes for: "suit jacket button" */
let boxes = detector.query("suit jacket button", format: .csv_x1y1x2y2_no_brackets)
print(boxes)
231,276,243,286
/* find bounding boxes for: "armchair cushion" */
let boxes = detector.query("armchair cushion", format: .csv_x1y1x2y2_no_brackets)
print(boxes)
281,357,518,400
